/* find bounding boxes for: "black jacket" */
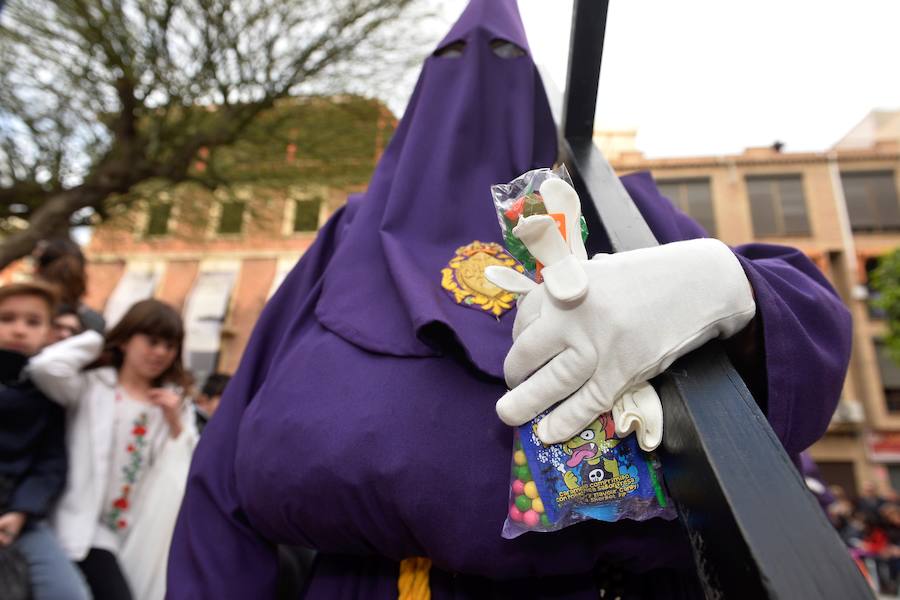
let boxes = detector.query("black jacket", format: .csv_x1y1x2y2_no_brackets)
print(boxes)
0,350,67,517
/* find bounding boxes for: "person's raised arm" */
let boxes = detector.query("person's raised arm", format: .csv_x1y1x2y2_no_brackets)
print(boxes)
27,330,103,408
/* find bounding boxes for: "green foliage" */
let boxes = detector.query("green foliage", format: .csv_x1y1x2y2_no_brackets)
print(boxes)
0,0,429,268
206,96,393,189
871,248,900,363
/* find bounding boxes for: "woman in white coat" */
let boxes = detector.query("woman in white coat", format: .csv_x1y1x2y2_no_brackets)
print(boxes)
29,299,197,600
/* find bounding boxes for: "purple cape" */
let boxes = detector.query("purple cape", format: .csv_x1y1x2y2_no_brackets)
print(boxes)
167,1,852,597
315,0,555,378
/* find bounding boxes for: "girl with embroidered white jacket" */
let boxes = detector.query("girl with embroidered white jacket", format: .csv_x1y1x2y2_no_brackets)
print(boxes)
29,299,197,600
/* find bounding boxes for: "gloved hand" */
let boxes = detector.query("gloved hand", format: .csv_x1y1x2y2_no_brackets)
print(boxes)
486,180,756,448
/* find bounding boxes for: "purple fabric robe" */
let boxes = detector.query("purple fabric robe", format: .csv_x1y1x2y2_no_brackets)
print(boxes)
166,1,852,597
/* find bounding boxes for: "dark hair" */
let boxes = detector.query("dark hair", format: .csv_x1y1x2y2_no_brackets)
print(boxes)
101,299,186,387
34,239,87,306
201,373,231,398
35,238,85,268
55,302,79,318
54,303,86,331
0,281,59,319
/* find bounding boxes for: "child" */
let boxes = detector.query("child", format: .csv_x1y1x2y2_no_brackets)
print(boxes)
193,372,231,433
32,238,105,333
49,304,85,344
29,298,197,600
0,282,89,600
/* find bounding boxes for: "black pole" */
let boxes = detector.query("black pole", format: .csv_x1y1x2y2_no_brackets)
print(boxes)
561,0,609,141
558,1,873,598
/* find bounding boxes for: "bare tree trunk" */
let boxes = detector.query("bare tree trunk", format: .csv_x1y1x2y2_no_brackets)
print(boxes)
0,188,96,270
0,143,146,270
1,0,426,263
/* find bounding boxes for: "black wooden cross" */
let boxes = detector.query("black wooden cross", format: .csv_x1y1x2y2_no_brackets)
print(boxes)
558,2,873,597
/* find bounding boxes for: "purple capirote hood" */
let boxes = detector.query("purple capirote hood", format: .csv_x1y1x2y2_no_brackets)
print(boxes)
314,0,557,379
439,0,531,51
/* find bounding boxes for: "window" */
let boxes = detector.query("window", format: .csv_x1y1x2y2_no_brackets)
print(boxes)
268,257,297,299
841,171,900,232
293,198,321,232
746,175,810,236
183,267,238,384
104,265,161,328
217,201,245,234
875,340,900,413
656,179,716,236
145,203,172,236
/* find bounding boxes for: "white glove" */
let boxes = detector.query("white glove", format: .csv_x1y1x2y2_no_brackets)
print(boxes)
486,181,755,448
486,179,666,450
611,383,664,452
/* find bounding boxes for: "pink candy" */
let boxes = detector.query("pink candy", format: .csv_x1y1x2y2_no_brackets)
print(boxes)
509,504,524,522
511,504,540,528
512,479,525,496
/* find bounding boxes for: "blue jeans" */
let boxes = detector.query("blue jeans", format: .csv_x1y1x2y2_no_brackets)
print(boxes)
15,521,91,600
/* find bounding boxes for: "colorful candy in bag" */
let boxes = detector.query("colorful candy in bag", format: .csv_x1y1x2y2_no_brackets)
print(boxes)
491,166,676,539
491,167,588,279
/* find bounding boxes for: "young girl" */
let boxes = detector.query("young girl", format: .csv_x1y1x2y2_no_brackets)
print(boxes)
29,299,197,600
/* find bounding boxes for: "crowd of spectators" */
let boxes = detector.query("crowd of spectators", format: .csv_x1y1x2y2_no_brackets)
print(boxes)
0,237,232,600
828,482,900,594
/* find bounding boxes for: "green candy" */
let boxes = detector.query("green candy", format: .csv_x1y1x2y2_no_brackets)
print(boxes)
540,514,551,527
522,194,547,218
514,465,531,481
515,495,531,512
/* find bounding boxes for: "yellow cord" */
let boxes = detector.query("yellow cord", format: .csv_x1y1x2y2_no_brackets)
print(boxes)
397,557,431,600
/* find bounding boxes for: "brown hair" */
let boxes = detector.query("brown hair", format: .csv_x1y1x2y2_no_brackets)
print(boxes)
99,299,187,387
0,281,59,320
35,255,86,307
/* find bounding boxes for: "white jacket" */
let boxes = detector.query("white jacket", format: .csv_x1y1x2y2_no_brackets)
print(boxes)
28,331,197,572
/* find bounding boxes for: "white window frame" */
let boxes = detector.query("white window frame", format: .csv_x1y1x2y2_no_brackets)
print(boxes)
103,260,166,328
181,259,240,381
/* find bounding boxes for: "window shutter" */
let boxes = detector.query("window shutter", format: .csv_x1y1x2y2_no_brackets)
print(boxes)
778,177,810,235
747,178,777,236
657,179,716,236
873,173,900,228
685,180,716,236
841,171,900,232
218,201,245,234
146,203,172,236
293,198,322,232
747,175,808,236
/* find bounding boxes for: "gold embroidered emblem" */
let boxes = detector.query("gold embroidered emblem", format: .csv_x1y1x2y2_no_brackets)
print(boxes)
441,241,524,317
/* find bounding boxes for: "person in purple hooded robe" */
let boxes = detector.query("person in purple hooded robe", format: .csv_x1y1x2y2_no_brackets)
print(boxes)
167,1,852,598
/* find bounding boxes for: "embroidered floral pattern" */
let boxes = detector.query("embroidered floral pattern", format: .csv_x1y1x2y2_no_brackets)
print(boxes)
103,412,149,532
441,241,524,317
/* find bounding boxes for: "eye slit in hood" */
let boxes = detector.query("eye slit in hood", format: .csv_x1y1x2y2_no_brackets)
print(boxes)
434,40,466,58
490,38,525,59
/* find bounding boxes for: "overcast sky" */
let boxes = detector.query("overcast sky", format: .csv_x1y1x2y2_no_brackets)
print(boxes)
411,0,900,158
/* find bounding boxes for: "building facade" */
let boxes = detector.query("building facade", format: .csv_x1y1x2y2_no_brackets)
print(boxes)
8,99,898,496
74,95,394,383
606,110,900,495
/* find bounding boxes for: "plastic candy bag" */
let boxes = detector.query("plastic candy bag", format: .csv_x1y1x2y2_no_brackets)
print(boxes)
490,166,587,280
503,414,674,537
491,166,676,538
